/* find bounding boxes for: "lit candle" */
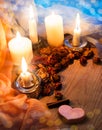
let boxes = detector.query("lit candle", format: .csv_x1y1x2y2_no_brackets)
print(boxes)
14,57,40,97
8,32,33,65
20,57,34,88
72,13,81,47
45,12,64,47
29,5,38,44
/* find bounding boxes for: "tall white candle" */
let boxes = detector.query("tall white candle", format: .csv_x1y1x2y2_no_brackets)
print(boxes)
8,32,33,65
45,12,64,47
29,6,38,44
72,13,81,47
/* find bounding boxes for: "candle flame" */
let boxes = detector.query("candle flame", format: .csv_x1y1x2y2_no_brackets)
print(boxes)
75,13,80,30
21,57,28,73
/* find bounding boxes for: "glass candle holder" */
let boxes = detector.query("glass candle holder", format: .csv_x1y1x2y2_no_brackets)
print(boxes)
14,72,41,98
64,34,87,51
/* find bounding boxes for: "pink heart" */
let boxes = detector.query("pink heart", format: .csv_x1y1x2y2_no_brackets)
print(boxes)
58,105,85,123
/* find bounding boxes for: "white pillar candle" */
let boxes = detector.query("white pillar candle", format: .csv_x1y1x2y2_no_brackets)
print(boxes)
72,13,81,47
8,32,33,65
45,12,64,47
29,6,38,44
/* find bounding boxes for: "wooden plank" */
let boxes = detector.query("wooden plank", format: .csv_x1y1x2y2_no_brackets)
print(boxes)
40,48,102,130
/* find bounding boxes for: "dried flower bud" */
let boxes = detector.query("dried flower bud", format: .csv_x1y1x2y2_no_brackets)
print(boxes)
84,50,94,59
54,63,62,72
93,57,101,64
80,56,87,66
61,58,69,68
67,53,74,64
54,82,62,90
52,74,60,82
55,91,63,100
43,85,52,96
74,51,81,59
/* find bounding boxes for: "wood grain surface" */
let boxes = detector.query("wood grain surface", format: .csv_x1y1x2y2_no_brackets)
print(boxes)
40,48,102,130
2,47,102,130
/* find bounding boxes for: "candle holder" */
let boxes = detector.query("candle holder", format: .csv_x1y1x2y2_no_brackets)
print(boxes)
13,72,41,98
64,34,87,51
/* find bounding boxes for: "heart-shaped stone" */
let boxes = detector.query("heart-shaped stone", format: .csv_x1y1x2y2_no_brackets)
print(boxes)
58,105,85,123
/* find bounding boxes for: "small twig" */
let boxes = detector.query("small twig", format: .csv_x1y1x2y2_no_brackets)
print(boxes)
47,99,70,109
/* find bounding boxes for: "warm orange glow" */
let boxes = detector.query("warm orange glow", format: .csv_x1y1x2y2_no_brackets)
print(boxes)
21,57,28,73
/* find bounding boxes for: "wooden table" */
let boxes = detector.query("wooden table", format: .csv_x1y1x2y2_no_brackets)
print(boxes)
1,41,102,130
40,48,102,130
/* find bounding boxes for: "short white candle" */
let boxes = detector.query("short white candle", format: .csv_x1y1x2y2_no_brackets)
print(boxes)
45,12,64,47
72,13,81,47
29,6,38,44
8,32,33,65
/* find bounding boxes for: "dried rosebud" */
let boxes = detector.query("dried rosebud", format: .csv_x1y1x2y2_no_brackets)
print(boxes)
47,66,56,74
54,82,62,90
80,56,87,66
52,52,60,59
59,48,69,57
43,87,51,96
40,47,51,55
93,57,101,64
68,53,74,59
47,55,58,66
67,53,74,64
37,63,45,69
42,84,53,96
55,91,63,100
52,74,60,82
52,47,58,52
61,58,69,68
84,50,94,59
74,51,81,59
54,63,62,72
